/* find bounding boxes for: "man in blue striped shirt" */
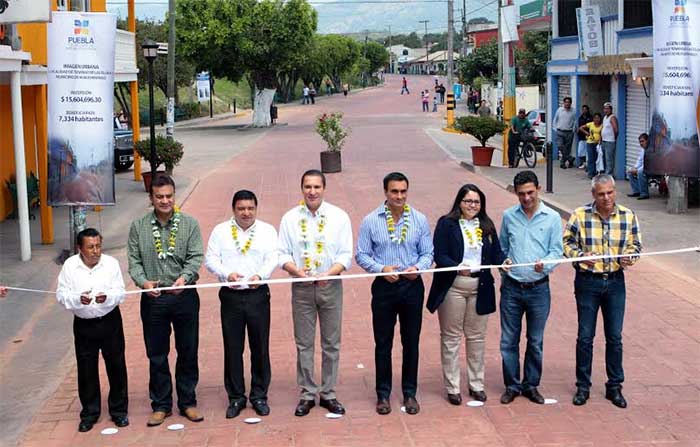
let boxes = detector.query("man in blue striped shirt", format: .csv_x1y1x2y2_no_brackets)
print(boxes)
499,170,563,405
356,172,434,415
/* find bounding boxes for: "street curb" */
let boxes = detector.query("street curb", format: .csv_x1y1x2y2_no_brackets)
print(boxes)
458,161,574,220
442,127,463,134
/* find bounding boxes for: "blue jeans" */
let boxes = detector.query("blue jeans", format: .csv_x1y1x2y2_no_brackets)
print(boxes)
629,171,649,197
499,278,551,393
601,141,616,175
574,271,626,392
586,143,598,178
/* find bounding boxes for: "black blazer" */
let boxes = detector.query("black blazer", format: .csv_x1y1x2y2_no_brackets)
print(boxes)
426,216,506,315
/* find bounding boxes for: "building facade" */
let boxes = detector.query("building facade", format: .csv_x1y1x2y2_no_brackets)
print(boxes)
547,0,653,179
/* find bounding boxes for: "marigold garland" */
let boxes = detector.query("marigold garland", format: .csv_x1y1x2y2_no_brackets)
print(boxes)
459,217,483,248
152,206,181,260
231,220,255,255
298,201,326,272
385,204,410,244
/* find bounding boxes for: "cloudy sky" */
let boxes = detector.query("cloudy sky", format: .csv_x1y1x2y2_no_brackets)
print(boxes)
105,0,507,35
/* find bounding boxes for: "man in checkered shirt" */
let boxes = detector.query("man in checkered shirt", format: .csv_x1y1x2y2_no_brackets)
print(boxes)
563,174,642,409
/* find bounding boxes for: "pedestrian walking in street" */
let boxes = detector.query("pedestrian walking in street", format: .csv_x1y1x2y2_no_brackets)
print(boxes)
579,113,603,179
343,83,349,97
427,184,506,406
127,175,205,427
627,133,650,200
438,83,446,104
576,105,593,169
401,77,410,95
325,79,333,96
309,84,316,105
422,90,430,112
499,171,563,406
432,96,438,112
356,172,434,416
601,102,619,175
57,228,129,433
477,100,491,118
204,190,278,420
278,170,353,418
302,85,310,104
563,174,642,409
553,97,577,168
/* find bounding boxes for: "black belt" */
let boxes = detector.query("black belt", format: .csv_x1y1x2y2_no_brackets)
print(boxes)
504,275,548,289
575,269,623,280
469,271,480,278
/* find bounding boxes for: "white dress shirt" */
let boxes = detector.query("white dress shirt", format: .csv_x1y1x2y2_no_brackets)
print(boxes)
460,218,483,273
205,219,278,287
56,253,126,319
278,201,353,273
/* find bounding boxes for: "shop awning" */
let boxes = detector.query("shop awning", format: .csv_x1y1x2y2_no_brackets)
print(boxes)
625,57,653,80
587,53,644,75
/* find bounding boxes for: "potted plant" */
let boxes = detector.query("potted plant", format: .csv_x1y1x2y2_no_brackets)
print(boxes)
134,135,184,191
315,112,350,173
454,116,507,167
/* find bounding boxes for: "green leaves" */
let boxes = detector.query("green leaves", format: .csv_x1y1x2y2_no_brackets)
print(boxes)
454,116,507,147
457,39,498,86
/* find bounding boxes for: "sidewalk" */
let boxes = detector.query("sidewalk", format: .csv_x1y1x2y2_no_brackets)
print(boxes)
426,127,700,280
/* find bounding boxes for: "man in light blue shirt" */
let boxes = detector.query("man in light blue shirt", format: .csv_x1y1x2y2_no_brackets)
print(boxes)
356,172,433,416
499,170,563,405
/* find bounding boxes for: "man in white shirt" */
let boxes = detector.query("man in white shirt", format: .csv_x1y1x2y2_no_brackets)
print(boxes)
205,190,278,419
278,169,353,417
553,97,577,169
56,228,128,433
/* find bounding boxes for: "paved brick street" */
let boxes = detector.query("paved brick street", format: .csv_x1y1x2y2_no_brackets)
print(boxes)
14,76,700,447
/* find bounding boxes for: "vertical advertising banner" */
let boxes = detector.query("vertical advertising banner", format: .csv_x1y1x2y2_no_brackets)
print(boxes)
647,0,700,177
47,12,116,205
196,72,211,103
576,6,603,59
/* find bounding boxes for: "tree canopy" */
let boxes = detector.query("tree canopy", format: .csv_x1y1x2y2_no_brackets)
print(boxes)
515,31,550,86
457,38,498,85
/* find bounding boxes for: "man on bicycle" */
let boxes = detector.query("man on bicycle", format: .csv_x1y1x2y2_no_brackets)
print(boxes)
508,108,532,168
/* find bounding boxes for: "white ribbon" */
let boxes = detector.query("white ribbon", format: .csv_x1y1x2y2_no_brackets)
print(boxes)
4,246,699,296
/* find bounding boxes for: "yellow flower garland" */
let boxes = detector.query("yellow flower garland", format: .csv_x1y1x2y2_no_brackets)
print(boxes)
231,220,255,255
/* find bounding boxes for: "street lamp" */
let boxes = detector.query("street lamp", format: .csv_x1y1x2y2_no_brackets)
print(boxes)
142,38,159,176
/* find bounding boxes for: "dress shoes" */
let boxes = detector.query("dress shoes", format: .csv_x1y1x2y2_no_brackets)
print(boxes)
251,399,270,416
447,393,462,406
226,401,246,419
627,193,640,197
376,398,391,415
605,388,627,408
469,389,487,402
572,389,589,406
180,407,204,422
294,399,315,417
403,396,420,415
500,389,519,404
637,195,650,200
112,415,129,427
320,398,345,415
522,388,545,404
146,410,172,427
78,420,94,432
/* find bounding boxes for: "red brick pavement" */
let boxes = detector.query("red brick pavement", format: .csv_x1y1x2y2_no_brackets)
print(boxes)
17,76,700,446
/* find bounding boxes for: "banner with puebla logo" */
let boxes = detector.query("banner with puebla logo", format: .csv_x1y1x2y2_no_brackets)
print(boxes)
647,0,700,177
47,12,116,205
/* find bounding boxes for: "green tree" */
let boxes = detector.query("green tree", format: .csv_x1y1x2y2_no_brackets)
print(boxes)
457,38,498,85
317,34,361,92
362,40,390,74
515,31,550,86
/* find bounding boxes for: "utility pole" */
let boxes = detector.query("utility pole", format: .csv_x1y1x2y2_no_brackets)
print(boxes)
420,20,429,74
447,0,454,87
388,25,393,73
166,0,176,137
501,0,516,167
461,0,467,58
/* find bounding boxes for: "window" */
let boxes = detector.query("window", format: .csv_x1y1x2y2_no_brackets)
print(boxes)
558,0,581,37
70,0,90,11
624,0,652,28
56,0,68,10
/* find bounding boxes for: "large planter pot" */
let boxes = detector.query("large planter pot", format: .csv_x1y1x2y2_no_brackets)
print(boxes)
471,146,495,167
141,170,167,193
320,150,342,173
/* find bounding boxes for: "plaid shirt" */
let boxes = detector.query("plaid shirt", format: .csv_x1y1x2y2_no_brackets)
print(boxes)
563,203,642,273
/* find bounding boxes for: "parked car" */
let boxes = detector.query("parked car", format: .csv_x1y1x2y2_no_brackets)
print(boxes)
526,109,546,152
114,121,134,171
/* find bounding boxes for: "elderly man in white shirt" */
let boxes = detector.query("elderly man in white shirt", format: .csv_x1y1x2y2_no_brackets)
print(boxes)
205,190,278,419
278,169,353,417
56,228,128,433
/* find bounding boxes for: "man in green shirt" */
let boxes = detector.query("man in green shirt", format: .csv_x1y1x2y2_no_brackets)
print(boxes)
127,175,204,427
508,108,532,168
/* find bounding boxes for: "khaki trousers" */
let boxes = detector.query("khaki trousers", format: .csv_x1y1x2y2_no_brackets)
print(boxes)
437,275,488,394
291,280,343,400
